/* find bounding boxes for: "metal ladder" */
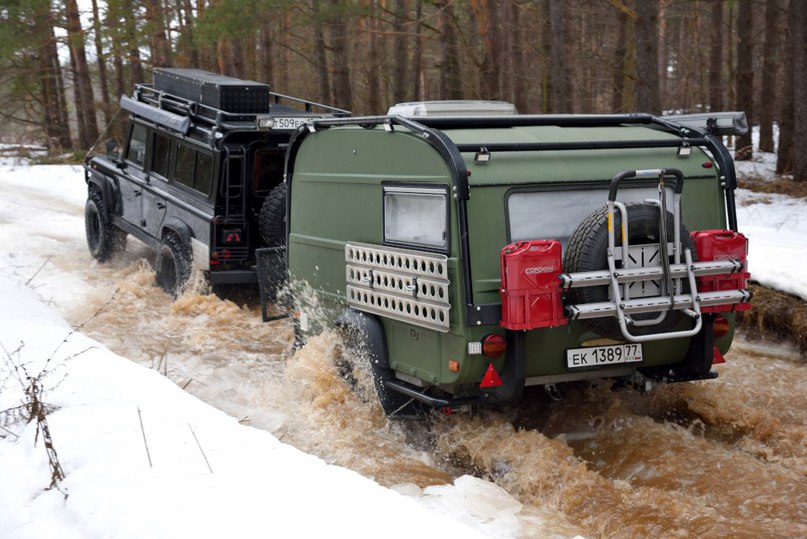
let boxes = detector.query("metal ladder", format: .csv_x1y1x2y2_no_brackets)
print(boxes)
561,168,750,343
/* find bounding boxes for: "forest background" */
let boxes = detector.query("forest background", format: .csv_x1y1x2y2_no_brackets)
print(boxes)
1,0,806,180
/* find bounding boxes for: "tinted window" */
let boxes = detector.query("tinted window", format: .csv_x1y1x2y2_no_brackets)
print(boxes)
152,134,171,178
126,124,147,166
195,152,212,195
175,144,195,188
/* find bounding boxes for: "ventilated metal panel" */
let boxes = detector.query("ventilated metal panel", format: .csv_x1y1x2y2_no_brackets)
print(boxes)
345,242,450,332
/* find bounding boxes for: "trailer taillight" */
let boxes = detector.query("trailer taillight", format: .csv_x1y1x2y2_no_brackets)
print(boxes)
713,315,730,338
481,333,506,359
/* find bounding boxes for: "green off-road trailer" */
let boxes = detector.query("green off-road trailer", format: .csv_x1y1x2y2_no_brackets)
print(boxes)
285,104,751,416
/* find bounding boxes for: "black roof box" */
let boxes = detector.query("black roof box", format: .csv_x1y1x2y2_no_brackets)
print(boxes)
153,68,270,114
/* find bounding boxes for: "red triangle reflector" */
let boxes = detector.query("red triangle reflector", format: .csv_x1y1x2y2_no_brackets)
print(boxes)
712,345,726,365
480,363,504,388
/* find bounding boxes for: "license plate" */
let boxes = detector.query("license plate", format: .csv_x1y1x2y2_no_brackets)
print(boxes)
272,117,308,130
566,343,643,369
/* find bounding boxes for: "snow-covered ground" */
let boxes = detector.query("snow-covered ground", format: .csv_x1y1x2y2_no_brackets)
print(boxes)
0,135,802,538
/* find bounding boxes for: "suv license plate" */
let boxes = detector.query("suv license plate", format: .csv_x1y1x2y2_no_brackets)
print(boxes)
273,117,308,130
566,343,643,369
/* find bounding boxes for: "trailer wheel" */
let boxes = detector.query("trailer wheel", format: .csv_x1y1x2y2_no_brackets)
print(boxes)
336,310,423,419
85,189,126,261
564,202,697,340
155,232,192,297
258,183,286,247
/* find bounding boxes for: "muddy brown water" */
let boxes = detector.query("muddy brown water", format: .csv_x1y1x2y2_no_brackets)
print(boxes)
65,257,806,539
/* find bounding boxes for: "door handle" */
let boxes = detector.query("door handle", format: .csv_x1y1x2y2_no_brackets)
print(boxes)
134,190,142,197
156,202,166,209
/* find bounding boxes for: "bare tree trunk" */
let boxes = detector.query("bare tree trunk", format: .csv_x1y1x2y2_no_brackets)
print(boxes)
145,0,170,67
511,1,529,112
66,0,99,149
734,0,754,160
312,0,332,103
612,9,629,112
217,38,233,76
708,1,723,111
438,0,462,100
548,0,571,112
792,0,807,180
635,0,661,113
541,0,552,112
757,1,779,153
178,0,199,67
231,38,246,79
392,0,409,103
366,2,381,114
328,0,352,110
90,0,112,127
261,23,274,85
122,0,145,86
35,4,72,149
471,0,501,99
412,0,424,101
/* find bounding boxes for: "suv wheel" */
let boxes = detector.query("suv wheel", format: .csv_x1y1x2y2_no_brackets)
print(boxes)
85,189,126,262
564,202,697,340
155,233,192,297
258,183,287,247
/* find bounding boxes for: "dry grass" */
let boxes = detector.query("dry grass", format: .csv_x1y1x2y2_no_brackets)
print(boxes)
737,178,807,198
738,283,807,357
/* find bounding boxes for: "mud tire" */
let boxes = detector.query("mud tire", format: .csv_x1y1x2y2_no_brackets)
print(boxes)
563,202,697,340
155,233,192,297
85,189,126,261
258,183,286,247
336,311,423,419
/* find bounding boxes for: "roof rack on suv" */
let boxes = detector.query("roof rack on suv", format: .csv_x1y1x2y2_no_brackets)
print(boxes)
121,68,350,137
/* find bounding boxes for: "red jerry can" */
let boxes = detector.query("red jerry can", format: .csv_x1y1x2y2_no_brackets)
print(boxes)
500,240,568,330
691,230,751,313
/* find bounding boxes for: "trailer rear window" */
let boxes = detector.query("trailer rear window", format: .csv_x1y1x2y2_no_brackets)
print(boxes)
507,186,674,249
384,186,448,251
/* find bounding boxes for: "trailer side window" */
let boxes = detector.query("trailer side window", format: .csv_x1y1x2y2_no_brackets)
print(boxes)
384,186,448,251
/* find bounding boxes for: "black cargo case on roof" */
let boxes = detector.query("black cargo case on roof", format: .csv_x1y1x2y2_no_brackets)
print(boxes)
153,68,270,114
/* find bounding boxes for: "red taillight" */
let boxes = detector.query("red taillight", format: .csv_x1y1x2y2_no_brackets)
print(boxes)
713,315,730,338
481,333,506,359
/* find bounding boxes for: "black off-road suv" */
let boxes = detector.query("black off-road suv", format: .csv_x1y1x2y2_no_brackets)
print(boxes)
84,68,348,295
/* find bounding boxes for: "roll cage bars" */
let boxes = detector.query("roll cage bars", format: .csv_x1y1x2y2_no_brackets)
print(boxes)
285,112,746,329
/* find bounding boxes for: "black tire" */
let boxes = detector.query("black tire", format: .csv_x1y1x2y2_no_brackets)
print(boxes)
563,202,697,340
336,312,423,418
155,233,192,297
258,184,287,247
85,189,126,262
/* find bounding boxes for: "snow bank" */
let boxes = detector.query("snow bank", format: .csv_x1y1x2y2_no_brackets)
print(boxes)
0,276,491,539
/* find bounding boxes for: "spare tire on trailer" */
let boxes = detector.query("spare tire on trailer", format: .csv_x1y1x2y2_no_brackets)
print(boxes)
563,202,697,341
258,183,286,247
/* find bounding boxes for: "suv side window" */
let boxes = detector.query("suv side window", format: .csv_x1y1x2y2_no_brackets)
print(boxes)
174,142,213,196
126,123,147,167
152,133,172,179
195,152,212,195
175,143,195,189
